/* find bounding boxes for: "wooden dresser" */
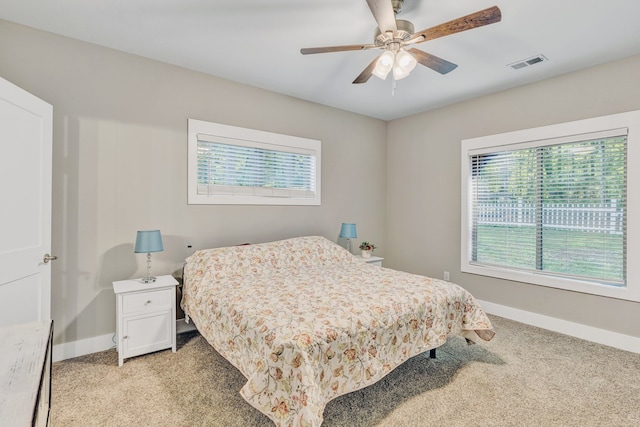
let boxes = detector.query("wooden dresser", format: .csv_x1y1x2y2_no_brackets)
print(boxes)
0,320,53,427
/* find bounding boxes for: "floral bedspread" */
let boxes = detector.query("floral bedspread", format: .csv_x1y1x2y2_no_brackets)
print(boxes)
182,236,494,427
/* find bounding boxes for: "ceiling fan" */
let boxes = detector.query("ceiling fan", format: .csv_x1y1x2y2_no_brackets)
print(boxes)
300,0,502,84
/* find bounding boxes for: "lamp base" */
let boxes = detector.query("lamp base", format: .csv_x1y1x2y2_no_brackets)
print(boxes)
141,252,156,283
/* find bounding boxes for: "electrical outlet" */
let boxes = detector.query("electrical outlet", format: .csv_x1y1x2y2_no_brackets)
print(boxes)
444,271,450,281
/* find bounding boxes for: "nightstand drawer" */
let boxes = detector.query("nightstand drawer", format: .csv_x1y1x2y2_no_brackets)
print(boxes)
122,289,172,314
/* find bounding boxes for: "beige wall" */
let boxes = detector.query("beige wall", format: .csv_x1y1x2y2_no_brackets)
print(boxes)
2,17,639,347
386,54,640,338
0,20,387,345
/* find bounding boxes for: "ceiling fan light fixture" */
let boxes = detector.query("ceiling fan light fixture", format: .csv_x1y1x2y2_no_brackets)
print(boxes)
300,5,502,85
392,49,417,80
372,50,395,80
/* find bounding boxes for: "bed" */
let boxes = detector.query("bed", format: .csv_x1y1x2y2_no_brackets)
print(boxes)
181,236,494,427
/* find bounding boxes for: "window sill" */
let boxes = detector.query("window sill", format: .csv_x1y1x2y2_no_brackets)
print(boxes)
461,262,640,302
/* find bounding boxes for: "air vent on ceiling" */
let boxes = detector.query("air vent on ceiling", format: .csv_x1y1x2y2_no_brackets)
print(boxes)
508,54,548,70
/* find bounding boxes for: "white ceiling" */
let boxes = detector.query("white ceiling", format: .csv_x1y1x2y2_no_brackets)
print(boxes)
2,0,640,120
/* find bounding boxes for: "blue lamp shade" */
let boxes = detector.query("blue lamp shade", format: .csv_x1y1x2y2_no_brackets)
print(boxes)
339,223,357,239
134,230,164,253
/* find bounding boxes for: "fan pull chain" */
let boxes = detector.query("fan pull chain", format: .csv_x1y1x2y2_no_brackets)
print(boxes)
392,78,397,97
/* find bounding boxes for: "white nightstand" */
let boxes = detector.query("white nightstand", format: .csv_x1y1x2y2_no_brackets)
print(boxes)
113,275,178,366
359,255,384,266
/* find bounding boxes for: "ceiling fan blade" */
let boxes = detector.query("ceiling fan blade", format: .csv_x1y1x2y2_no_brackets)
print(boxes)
301,44,376,55
407,48,457,74
410,5,501,44
366,0,398,34
353,55,380,84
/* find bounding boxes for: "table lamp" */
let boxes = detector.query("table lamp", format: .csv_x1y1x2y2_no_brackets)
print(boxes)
134,230,164,283
339,223,357,253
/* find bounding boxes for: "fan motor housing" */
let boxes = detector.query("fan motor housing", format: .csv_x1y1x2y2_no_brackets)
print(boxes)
374,19,414,47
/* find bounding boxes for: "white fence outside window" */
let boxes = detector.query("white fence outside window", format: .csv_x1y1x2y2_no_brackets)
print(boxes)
475,199,623,234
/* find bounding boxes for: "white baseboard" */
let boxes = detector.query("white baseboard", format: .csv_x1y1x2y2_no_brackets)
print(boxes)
53,319,198,362
54,303,639,361
53,332,115,362
177,318,197,334
478,299,640,354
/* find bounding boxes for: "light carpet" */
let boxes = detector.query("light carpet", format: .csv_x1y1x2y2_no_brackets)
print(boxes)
51,315,640,426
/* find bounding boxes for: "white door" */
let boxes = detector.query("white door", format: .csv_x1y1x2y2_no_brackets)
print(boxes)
0,77,53,326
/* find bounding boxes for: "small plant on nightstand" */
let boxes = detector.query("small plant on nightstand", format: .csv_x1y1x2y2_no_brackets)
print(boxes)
359,241,376,258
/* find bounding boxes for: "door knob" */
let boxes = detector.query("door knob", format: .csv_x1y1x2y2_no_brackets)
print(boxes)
43,253,58,263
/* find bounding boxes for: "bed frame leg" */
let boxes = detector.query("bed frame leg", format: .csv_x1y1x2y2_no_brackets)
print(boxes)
429,348,436,359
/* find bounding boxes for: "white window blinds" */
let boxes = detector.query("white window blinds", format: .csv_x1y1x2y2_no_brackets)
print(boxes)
187,119,321,205
196,135,317,199
469,129,627,285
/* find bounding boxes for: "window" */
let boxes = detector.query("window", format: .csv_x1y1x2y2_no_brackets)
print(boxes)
188,119,321,205
461,110,640,302
470,130,627,284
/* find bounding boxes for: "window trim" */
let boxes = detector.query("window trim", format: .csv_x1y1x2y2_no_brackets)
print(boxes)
461,110,640,302
188,119,321,205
